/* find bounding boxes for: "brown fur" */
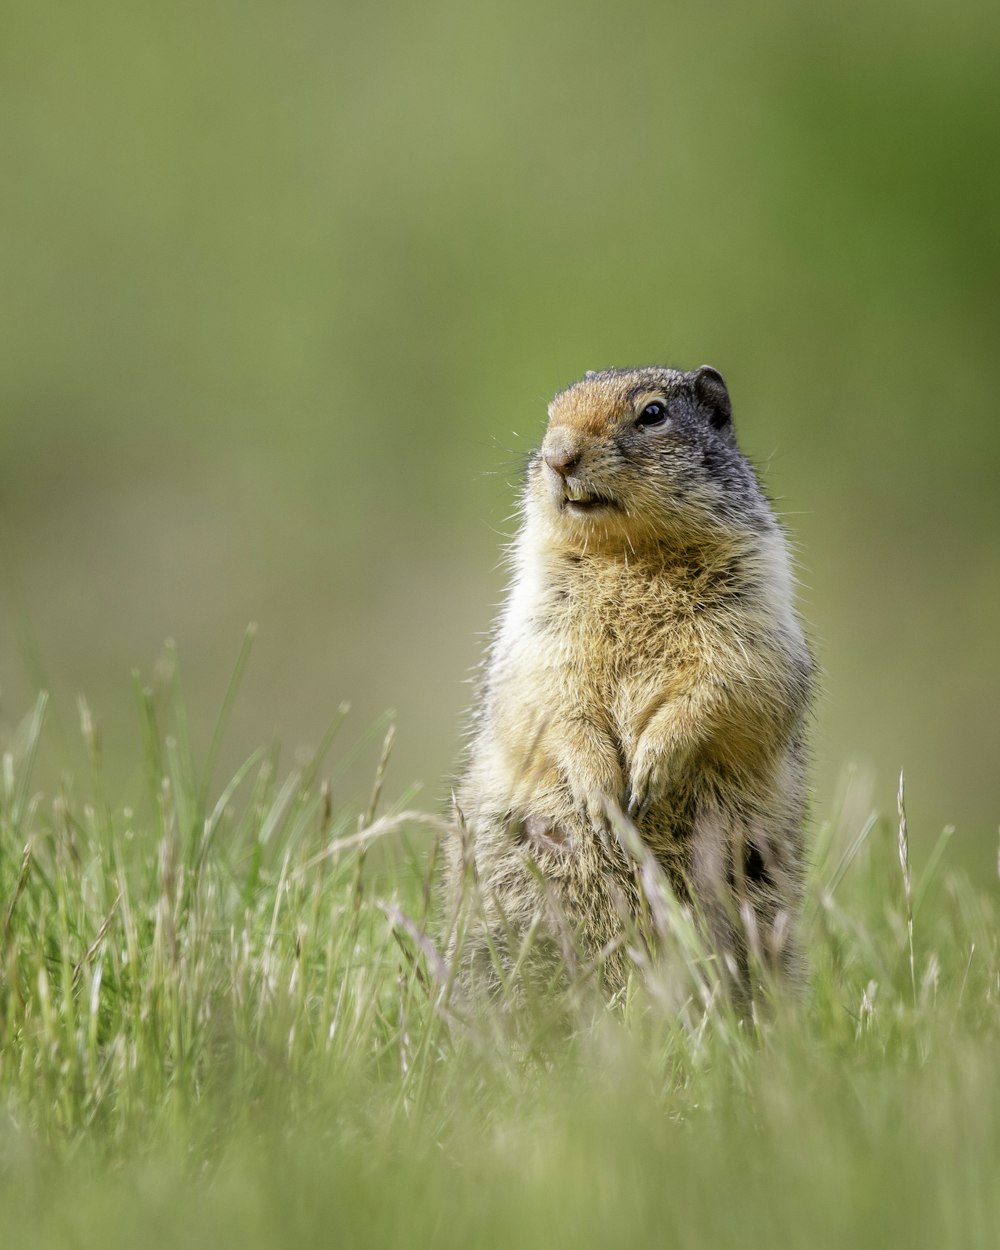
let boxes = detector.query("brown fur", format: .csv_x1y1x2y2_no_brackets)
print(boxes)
444,365,814,1002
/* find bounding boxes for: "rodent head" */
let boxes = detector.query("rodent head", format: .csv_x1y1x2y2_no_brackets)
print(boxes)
526,364,768,554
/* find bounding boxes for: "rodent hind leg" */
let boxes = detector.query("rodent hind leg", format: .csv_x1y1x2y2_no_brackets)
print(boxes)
686,796,800,1008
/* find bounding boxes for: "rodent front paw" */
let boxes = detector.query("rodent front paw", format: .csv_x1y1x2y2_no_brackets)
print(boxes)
577,788,616,834
626,752,672,822
561,744,624,836
568,770,625,837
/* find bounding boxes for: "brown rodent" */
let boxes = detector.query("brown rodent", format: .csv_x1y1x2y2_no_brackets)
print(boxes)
445,364,814,1004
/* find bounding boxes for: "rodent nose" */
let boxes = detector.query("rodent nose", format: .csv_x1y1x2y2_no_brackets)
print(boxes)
542,433,581,478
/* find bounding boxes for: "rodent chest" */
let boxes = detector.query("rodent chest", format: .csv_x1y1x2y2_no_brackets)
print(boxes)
531,585,699,709
542,573,698,662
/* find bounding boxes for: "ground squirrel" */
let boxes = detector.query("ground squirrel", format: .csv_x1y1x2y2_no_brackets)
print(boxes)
445,364,814,1003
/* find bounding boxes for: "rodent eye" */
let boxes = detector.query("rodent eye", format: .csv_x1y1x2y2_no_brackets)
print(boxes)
637,401,668,427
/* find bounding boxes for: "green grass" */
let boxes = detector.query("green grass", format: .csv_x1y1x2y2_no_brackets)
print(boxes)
1,653,998,1248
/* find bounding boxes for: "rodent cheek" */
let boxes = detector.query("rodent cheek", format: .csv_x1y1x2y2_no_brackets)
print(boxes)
524,465,560,513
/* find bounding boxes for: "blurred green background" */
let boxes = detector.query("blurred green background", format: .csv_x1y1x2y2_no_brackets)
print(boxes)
1,0,997,858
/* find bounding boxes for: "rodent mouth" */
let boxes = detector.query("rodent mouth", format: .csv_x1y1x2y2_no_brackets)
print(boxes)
562,487,617,507
561,487,618,513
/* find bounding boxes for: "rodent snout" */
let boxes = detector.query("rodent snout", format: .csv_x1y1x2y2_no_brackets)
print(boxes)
542,431,581,478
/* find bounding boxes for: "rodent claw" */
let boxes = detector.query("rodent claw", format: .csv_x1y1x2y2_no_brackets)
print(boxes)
626,788,650,822
583,799,610,832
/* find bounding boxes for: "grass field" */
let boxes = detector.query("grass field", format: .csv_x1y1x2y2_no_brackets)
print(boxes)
1,646,998,1249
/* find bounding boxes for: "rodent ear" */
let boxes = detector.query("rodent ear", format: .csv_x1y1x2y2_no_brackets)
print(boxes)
691,365,732,430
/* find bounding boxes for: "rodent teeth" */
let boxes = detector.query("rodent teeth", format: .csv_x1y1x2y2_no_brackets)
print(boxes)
565,485,590,502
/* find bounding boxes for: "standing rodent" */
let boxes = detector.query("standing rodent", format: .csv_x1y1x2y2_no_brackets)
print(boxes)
445,364,814,1003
